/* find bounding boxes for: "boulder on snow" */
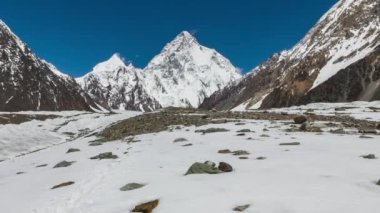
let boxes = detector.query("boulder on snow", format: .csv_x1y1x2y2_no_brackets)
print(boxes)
218,162,233,172
233,204,250,212
53,161,75,168
358,129,377,134
279,142,301,146
185,162,221,175
294,115,307,124
66,148,80,153
195,128,230,134
90,152,118,160
51,181,75,189
120,183,145,191
218,149,232,154
237,129,251,133
173,138,188,143
361,154,376,159
131,199,159,213
232,150,250,156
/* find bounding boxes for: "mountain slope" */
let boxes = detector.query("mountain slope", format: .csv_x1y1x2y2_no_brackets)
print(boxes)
201,0,380,110
0,20,101,111
77,32,241,111
76,54,161,111
142,31,241,108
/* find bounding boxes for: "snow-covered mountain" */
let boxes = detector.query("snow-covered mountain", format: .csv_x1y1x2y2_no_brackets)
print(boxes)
76,54,160,111
0,20,102,111
77,31,241,111
201,0,380,110
142,31,241,108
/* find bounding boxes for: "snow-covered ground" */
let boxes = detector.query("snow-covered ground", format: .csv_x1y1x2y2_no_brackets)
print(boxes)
0,111,141,161
0,106,379,213
263,101,380,121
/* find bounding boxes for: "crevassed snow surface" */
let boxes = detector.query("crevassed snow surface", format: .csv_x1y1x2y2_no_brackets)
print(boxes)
0,105,380,213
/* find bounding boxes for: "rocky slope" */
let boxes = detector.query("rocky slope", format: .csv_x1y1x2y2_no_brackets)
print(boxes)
201,0,380,110
0,20,101,111
77,31,241,111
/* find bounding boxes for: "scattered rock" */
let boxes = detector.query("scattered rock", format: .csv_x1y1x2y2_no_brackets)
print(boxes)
218,162,233,172
256,156,266,160
182,143,193,147
294,115,307,124
173,138,188,143
66,148,80,153
120,183,145,191
51,181,75,189
237,129,251,133
236,133,246,136
36,164,48,168
90,152,118,160
233,150,250,156
279,142,301,146
233,204,250,212
218,149,232,154
260,134,270,137
362,154,376,159
360,135,374,139
239,157,249,160
299,123,323,132
263,128,269,132
53,161,74,168
376,123,380,130
185,162,221,175
131,199,159,213
358,129,377,134
16,172,25,175
195,128,230,134
377,180,380,186
330,128,346,134
201,114,209,119
89,141,103,146
235,123,246,126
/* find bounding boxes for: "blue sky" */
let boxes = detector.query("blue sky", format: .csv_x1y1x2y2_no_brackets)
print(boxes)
0,0,337,77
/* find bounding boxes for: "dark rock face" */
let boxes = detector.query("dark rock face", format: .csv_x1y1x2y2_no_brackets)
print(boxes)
201,0,380,110
300,46,380,104
0,20,101,111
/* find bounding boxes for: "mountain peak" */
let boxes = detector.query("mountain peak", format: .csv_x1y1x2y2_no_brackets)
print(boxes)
162,31,198,53
178,31,194,39
93,53,128,72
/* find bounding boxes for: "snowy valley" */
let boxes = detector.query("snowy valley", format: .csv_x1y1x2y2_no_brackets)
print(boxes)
0,104,380,213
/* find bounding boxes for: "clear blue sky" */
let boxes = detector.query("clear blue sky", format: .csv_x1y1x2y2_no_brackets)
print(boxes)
0,0,337,77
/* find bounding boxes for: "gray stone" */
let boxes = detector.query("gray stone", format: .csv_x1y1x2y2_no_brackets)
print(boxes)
233,204,250,212
53,161,74,168
90,152,118,160
279,142,301,146
120,183,145,191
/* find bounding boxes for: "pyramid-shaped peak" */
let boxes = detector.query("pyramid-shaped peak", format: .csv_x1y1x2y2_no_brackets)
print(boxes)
162,31,199,52
174,31,197,42
178,31,194,38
